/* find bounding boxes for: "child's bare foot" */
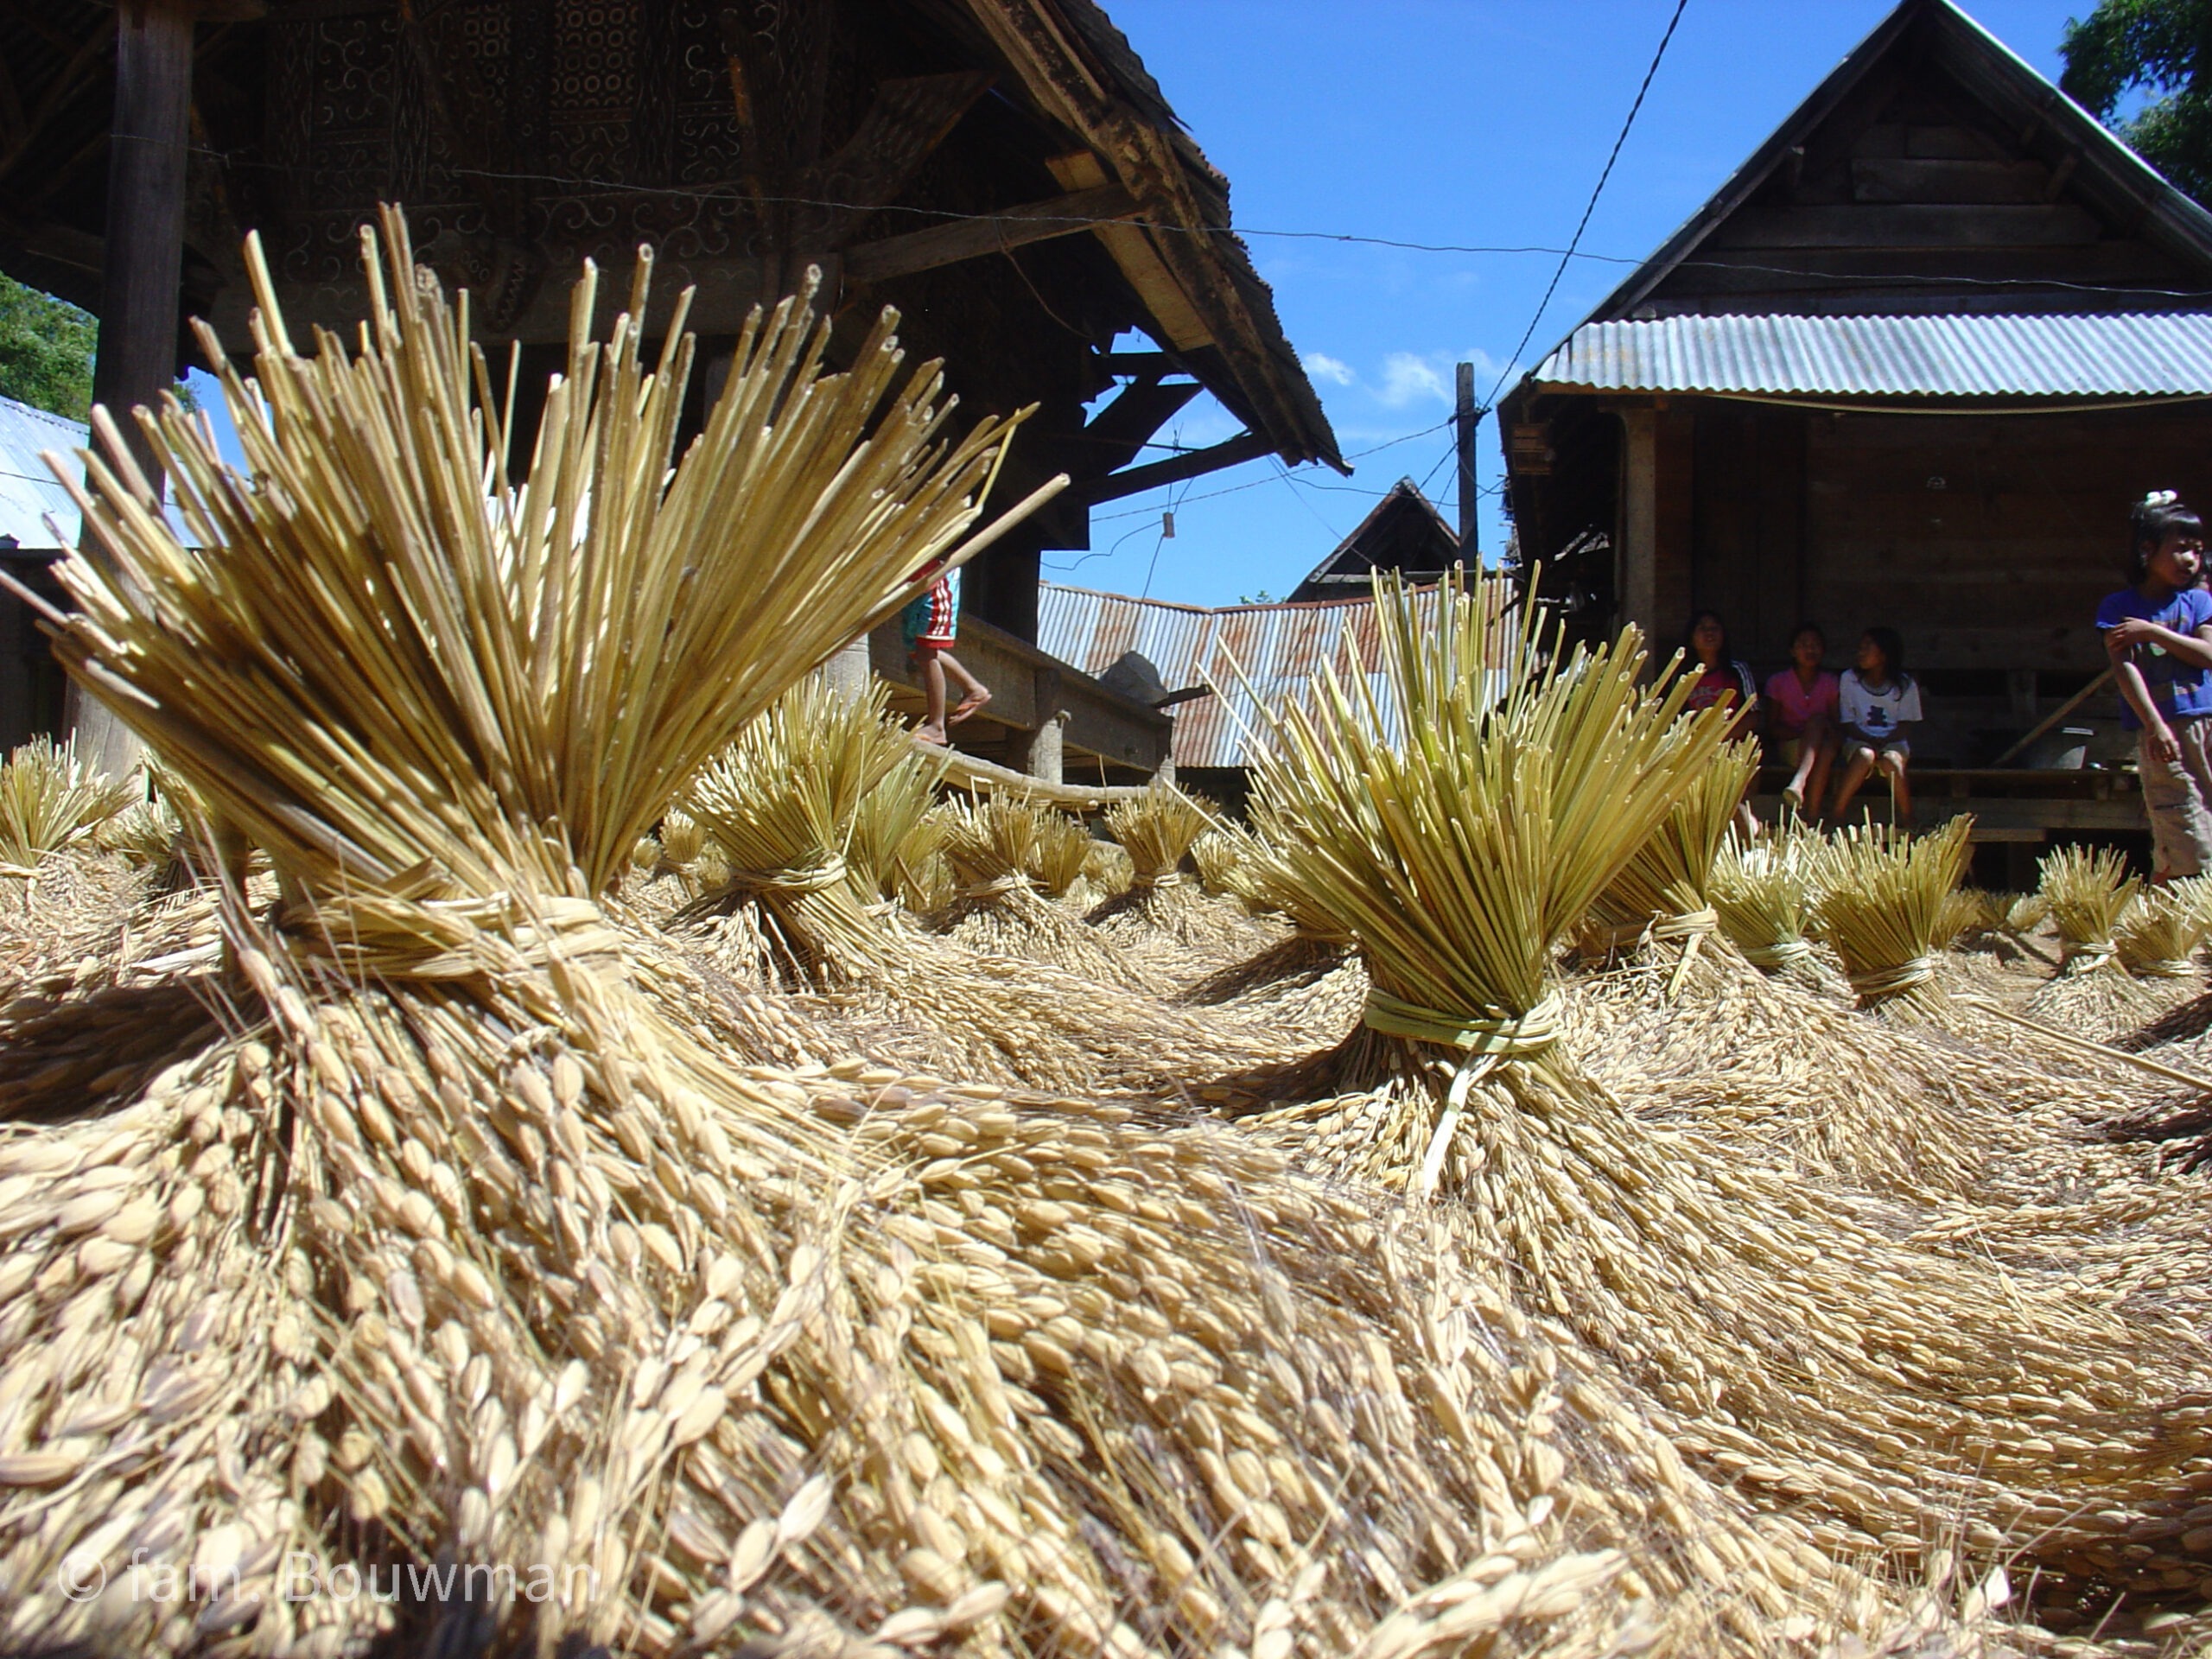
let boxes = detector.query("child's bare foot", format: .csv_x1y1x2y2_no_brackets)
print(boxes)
914,721,947,746
950,687,991,724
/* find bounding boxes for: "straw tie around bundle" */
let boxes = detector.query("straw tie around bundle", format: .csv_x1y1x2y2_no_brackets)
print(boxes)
1846,952,1938,1003
1363,985,1562,1067
719,856,852,898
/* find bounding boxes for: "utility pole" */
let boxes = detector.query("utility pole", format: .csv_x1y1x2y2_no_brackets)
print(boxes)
1453,362,1480,563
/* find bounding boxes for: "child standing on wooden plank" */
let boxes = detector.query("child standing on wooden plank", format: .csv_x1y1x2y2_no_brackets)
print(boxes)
903,565,991,746
1829,627,1921,827
2098,490,2212,880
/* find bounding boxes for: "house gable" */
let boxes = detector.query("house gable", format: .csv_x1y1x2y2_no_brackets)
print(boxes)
1599,0,2212,320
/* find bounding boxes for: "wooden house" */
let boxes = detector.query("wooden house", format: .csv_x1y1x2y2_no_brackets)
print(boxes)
1285,477,1459,603
1500,0,2212,857
0,0,1341,784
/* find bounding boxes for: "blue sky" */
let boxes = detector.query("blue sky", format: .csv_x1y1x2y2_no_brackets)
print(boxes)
182,1,2106,607
1047,0,2101,606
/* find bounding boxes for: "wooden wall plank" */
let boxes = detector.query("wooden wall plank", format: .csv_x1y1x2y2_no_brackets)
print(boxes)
1849,158,2047,203
1713,203,2102,249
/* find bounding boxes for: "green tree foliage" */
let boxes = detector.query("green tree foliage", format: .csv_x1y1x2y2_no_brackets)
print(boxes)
0,275,95,422
2061,0,2212,205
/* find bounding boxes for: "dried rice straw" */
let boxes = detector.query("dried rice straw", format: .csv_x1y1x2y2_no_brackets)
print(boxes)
1235,573,2212,1601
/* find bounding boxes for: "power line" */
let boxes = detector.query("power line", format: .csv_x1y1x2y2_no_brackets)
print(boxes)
1484,0,1689,413
1089,417,1452,523
180,143,2212,303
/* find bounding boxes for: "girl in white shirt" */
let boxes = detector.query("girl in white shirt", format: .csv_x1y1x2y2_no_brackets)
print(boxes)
1829,626,1923,826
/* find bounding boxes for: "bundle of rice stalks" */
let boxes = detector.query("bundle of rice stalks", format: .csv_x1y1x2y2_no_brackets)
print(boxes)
90,793,180,868
1191,823,1260,903
1183,806,1363,1046
1236,575,2212,1600
0,217,1896,1659
2028,845,2159,1031
0,734,137,877
1807,818,1974,1017
1707,822,1827,983
658,808,706,873
893,834,955,917
1029,807,1092,900
2004,890,2051,936
1080,836,1132,899
928,790,1138,986
680,686,1269,1090
1581,739,1759,990
2041,844,2139,976
847,741,944,906
0,209,1084,1656
2118,876,2212,978
683,677,918,983
1089,782,1256,957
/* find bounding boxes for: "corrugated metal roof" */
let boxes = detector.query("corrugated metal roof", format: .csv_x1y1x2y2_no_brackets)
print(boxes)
1530,313,2212,400
0,396,83,550
1039,582,1510,769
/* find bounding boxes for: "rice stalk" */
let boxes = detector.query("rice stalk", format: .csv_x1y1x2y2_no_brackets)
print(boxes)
0,735,137,877
3,208,1077,1656
929,790,1139,986
1807,819,1974,1016
1236,574,2212,1598
1707,823,1826,982
1090,783,1258,955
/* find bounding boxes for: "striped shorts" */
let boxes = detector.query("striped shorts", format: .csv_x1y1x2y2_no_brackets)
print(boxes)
902,571,960,651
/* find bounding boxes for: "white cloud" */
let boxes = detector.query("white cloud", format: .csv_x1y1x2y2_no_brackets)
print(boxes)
1300,350,1356,386
1376,352,1451,408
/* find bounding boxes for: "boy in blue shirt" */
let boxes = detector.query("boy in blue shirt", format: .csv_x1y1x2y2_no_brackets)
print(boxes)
2096,491,2212,879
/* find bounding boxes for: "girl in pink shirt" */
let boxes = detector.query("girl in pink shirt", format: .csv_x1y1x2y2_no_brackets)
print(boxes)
1764,621,1840,815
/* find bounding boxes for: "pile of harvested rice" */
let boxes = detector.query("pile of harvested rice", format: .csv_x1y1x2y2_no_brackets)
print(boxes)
3,214,2212,1659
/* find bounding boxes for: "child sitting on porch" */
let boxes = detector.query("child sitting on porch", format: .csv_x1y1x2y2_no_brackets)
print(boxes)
1830,627,1921,827
2097,490,2212,880
1765,621,1839,816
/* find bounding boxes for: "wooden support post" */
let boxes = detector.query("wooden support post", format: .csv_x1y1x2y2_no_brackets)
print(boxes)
93,0,194,487
820,636,871,703
1454,362,1479,561
70,0,199,776
1017,711,1067,786
1619,407,1658,650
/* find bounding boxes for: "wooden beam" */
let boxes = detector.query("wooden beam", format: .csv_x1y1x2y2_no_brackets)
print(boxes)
1071,376,1202,474
842,184,1137,283
1070,430,1271,506
798,71,995,251
1096,351,1181,375
1046,150,1212,351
